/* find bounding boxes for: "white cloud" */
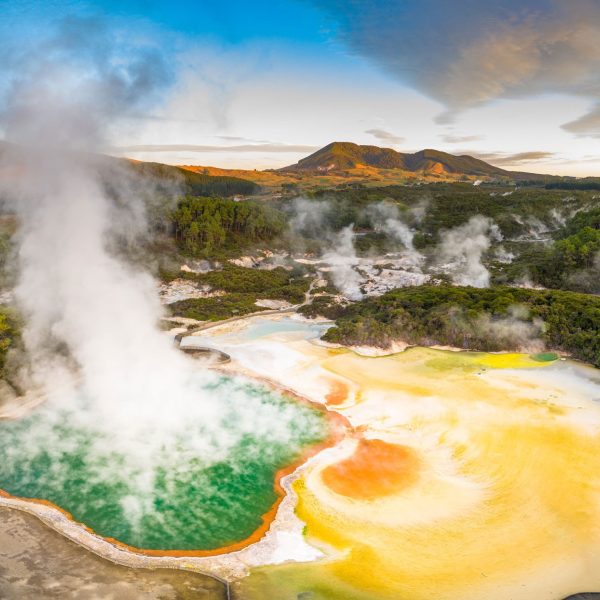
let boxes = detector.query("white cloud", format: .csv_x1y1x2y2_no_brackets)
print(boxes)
470,151,556,167
365,128,405,144
440,134,485,144
313,0,600,137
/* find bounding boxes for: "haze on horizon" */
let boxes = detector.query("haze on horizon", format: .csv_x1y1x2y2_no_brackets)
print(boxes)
2,0,600,176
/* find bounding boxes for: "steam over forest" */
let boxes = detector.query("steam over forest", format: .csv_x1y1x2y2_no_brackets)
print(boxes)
1,172,600,375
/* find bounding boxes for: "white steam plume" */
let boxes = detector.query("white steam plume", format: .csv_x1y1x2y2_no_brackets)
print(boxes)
288,198,365,299
288,197,332,238
494,245,515,264
0,19,195,427
366,202,424,265
0,18,312,454
409,198,430,224
434,215,502,287
321,225,364,300
447,304,546,353
0,22,331,543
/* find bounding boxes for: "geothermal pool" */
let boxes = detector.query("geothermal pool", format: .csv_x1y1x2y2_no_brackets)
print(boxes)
3,314,600,600
0,373,327,552
190,315,600,600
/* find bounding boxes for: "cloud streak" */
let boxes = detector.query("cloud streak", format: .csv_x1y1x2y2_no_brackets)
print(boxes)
440,134,485,144
562,103,600,137
113,143,320,154
365,128,404,144
472,151,556,166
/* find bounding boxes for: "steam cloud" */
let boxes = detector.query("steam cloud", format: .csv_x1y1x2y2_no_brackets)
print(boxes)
288,198,535,293
288,197,332,239
448,304,546,353
288,197,430,299
0,19,189,424
288,198,365,299
321,226,364,300
434,216,502,287
0,18,312,458
366,202,424,266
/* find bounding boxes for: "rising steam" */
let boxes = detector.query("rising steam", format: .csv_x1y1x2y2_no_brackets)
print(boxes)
366,201,424,266
434,216,501,287
447,304,546,353
0,19,192,426
288,198,365,299
0,18,312,455
321,225,364,300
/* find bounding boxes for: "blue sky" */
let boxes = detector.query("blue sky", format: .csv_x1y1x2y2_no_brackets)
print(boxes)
1,1,332,47
2,0,600,175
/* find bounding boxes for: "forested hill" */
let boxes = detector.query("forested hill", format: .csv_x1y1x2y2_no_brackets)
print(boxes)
281,141,555,180
0,141,259,198
129,161,259,197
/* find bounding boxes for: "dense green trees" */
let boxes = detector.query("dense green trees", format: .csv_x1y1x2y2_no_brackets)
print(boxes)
182,173,258,197
554,227,600,271
171,196,286,256
0,307,19,377
194,263,309,303
130,162,259,197
168,263,311,322
320,285,600,368
416,189,592,243
504,226,600,292
546,180,600,191
169,294,268,322
558,207,600,237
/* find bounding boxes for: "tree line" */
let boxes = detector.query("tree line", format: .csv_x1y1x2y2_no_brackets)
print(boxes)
171,196,286,256
319,285,600,368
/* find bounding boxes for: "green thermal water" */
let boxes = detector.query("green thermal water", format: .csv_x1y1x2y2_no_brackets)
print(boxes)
531,352,560,362
0,376,327,551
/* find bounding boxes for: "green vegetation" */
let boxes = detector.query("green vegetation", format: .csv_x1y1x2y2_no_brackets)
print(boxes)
169,294,268,322
546,179,600,191
298,185,598,247
130,161,259,197
501,226,600,292
416,189,590,244
193,263,309,303
543,227,600,285
172,196,286,256
298,295,346,320
168,263,311,322
320,285,600,367
0,307,20,377
558,207,600,237
285,185,600,296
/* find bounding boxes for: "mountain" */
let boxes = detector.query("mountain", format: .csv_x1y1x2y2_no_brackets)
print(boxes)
287,142,409,171
280,142,544,180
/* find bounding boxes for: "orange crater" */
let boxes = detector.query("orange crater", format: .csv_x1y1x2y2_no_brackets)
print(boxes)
325,379,349,406
321,438,420,500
